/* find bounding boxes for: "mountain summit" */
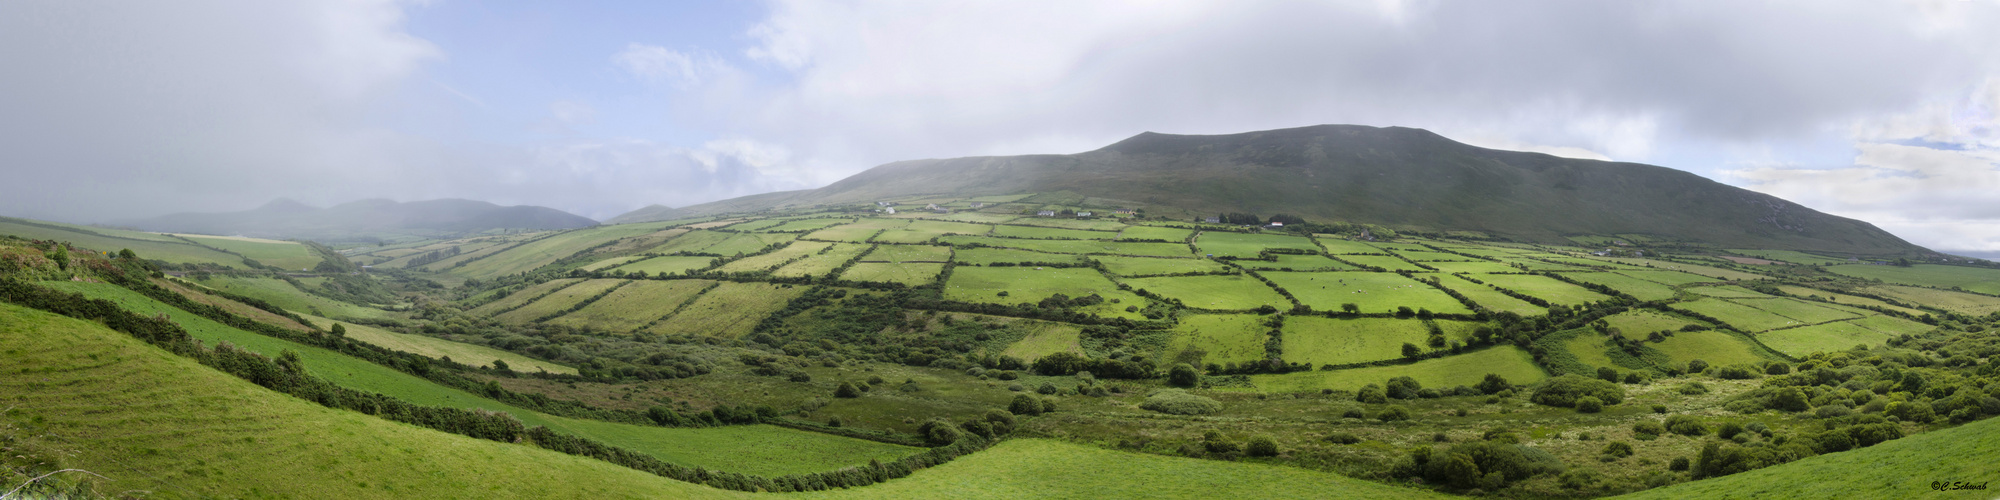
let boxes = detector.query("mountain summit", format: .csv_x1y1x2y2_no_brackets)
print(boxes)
614,124,1917,254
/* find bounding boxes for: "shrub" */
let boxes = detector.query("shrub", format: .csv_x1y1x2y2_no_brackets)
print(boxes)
1036,382,1058,395
1386,376,1423,399
1653,404,1669,413
1426,452,1482,489
1716,365,1758,380
917,418,963,446
1687,359,1709,374
1597,366,1619,382
1623,372,1648,384
1602,441,1634,459
1326,432,1362,444
1531,375,1625,408
1341,408,1365,419
1716,422,1744,440
1632,420,1665,437
1668,456,1690,471
1357,384,1388,404
1010,394,1044,416
1575,396,1604,413
1814,405,1853,418
1168,363,1200,387
834,382,861,398
1376,405,1412,422
1040,397,1057,414
1886,401,1936,423
1765,362,1791,375
1203,431,1239,454
1246,436,1280,457
1559,468,1601,489
1477,373,1513,394
1140,389,1223,415
1677,382,1710,395
1665,415,1707,436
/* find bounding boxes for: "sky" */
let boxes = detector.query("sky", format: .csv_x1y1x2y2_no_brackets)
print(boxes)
3,1,1999,255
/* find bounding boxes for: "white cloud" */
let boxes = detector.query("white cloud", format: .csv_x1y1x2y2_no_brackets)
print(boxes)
1727,142,2000,251
613,43,716,87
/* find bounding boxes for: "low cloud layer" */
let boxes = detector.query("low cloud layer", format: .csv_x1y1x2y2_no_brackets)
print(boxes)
4,1,1999,254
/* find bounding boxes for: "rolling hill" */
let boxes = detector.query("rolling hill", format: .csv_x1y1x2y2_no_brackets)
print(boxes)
612,125,1918,255
122,198,599,243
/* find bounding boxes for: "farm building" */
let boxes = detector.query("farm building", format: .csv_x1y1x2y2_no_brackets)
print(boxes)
1038,210,1058,217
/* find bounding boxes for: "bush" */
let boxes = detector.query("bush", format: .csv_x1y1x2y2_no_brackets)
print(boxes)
1668,456,1690,471
1342,408,1365,419
1765,362,1791,375
1886,401,1936,423
1653,404,1669,413
1037,382,1058,395
1246,436,1280,457
1357,384,1388,404
1575,396,1604,413
1687,359,1709,374
1665,415,1708,436
1327,432,1362,444
1386,376,1423,399
1376,405,1412,422
1716,422,1744,439
1168,363,1200,387
1010,394,1044,416
1633,420,1665,437
834,382,861,398
1477,373,1513,394
1602,441,1634,459
1597,366,1619,382
917,418,963,446
1140,389,1223,415
1717,365,1758,380
1531,375,1625,408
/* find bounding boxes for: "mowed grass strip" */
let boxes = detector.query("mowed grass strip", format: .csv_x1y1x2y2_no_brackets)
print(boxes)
841,262,945,286
494,279,627,323
1561,272,1679,301
1758,320,1891,357
998,323,1084,362
0,302,742,499
615,255,718,275
1281,316,1434,366
714,241,832,273
863,244,952,263
646,281,805,338
1334,254,1430,271
1265,271,1472,315
1119,225,1193,242
1674,298,1801,332
1650,329,1771,367
1095,255,1228,276
1165,314,1273,366
1195,232,1319,258
1123,275,1286,310
1243,346,1547,393
953,247,1083,265
297,312,575,374
1243,254,1357,271
547,279,713,332
1431,273,1546,316
1473,273,1612,306
772,243,872,278
941,235,1192,257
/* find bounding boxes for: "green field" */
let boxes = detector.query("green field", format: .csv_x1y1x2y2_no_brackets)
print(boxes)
1687,285,1772,298
933,212,1018,224
1562,333,1620,371
0,301,742,499
1593,258,1767,281
1164,314,1273,366
1242,346,1547,392
1266,272,1472,315
647,230,735,253
1390,250,1476,262
1243,254,1358,271
1429,273,1547,316
952,247,1084,265
704,232,799,256
941,235,1192,257
645,282,805,338
762,218,853,232
414,234,544,271
1620,414,2000,500
547,279,713,332
1561,272,1680,301
1758,320,1891,356
1493,257,1589,272
450,223,677,281
1281,317,1435,366
195,276,398,320
997,322,1084,361
1334,254,1429,271
870,229,944,243
495,279,628,323
0,219,251,268
1005,217,1128,231
991,224,1114,240
1473,273,1613,306
1422,261,1520,274
905,219,992,235
943,267,1146,320
614,255,718,275
1649,329,1771,367
714,241,833,273
1673,298,1800,332
1863,285,2000,315
1195,232,1319,258
1615,269,1720,286
1311,237,1385,254
1849,314,1934,336
176,234,325,270
841,262,946,286
772,243,872,278
795,439,1448,500
1725,249,1848,265
803,225,884,242
468,278,583,315
863,244,953,263
1123,275,1287,311
1828,264,2000,295
1119,225,1193,242
1599,310,1707,340
1094,255,1228,276
1773,285,1926,316
1732,297,1863,324
299,312,575,374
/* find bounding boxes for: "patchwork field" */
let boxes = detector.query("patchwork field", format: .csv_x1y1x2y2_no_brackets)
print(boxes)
0,219,248,268
1687,285,1771,298
495,279,628,323
1390,250,1478,262
297,312,575,373
468,278,584,315
1725,249,1848,265
1095,255,1229,276
1593,258,1767,281
761,218,853,232
1473,273,1613,306
1312,237,1384,254
1281,316,1435,366
841,262,946,286
1561,272,1679,301
1195,232,1319,258
802,225,882,242
1849,314,1934,336
714,241,833,273
772,243,872,277
1242,346,1547,392
176,234,324,270
450,223,677,280
943,267,1146,320
1118,225,1194,242
1123,274,1287,310
614,255,717,275
1616,269,1722,286
1729,297,1864,324
194,276,398,320
941,235,1192,257
1266,271,1473,315
1773,285,1926,316
1862,285,2000,315
546,279,713,332
862,244,952,263
645,282,805,338
1827,264,2000,295
991,224,1113,240
952,247,1083,265
1599,309,1707,340
1164,314,1273,366
1333,254,1429,272
1758,320,1891,356
1673,298,1801,332
997,322,1084,361
1422,261,1519,274
1243,254,1357,271
1429,273,1547,316
1649,329,1771,367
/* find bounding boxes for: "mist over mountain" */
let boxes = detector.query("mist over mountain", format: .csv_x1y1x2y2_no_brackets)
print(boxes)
121,198,597,243
612,125,1920,255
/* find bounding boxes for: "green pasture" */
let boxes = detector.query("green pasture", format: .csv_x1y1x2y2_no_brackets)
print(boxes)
1774,285,1926,316
715,241,832,273
703,232,799,257
906,219,992,235
863,244,952,263
1473,273,1612,306
297,312,574,374
1863,285,2000,315
803,225,882,243
865,229,939,244
1421,261,1519,274
1599,310,1707,340
615,255,717,276
1240,346,1546,393
468,278,584,316
1594,258,1768,280
1195,232,1319,258
1164,314,1273,367
1094,255,1228,276
1828,264,2000,295
1429,274,1547,316
0,219,247,267
1119,225,1193,241
1005,217,1128,232
1561,272,1679,301
1732,297,1863,324
450,223,674,281
1281,316,1435,366
546,279,712,332
1649,329,1771,367
952,247,1083,265
772,243,872,278
1687,285,1772,298
1390,250,1477,262
1334,254,1429,271
647,230,735,254
1492,257,1588,272
494,279,627,323
992,224,1114,240
841,262,945,286
762,218,853,232
1673,298,1800,332
176,234,324,270
1621,414,2000,500
1242,254,1357,271
1266,271,1472,315
933,212,1018,224
645,282,804,338
997,322,1084,361
1758,320,1891,357
194,276,398,320
942,267,1147,320
1849,314,1934,336
1725,249,1848,265
1311,237,1384,254
1123,274,1287,311
941,235,1193,257
1616,269,1720,286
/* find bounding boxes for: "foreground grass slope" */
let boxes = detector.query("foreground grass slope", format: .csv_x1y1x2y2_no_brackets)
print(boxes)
0,301,739,499
1617,415,2000,499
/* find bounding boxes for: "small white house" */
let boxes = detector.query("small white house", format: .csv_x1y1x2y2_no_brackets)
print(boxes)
1037,210,1057,217
1076,211,1093,217
885,207,896,214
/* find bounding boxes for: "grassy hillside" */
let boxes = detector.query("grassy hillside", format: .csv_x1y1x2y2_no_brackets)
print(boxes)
0,216,249,268
1617,416,2000,499
0,301,740,499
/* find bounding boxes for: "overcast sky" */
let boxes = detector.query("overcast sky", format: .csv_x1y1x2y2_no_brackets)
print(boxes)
3,1,1999,254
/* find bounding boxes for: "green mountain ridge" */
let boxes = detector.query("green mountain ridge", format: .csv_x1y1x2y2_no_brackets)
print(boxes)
613,125,1919,255
120,198,599,243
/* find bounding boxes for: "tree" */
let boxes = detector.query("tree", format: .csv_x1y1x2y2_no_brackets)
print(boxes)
1168,363,1200,387
1477,374,1512,395
1341,303,1360,314
329,323,346,337
1402,343,1422,359
118,248,137,260
1396,306,1416,318
1386,376,1423,399
492,359,510,372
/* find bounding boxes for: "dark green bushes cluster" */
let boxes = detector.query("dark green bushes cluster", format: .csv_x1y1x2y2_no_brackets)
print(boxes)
1139,389,1222,415
1530,374,1626,408
1396,439,1566,490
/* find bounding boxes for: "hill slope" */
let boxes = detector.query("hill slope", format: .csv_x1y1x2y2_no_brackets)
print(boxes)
122,198,598,243
618,125,1917,255
1616,415,2000,499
